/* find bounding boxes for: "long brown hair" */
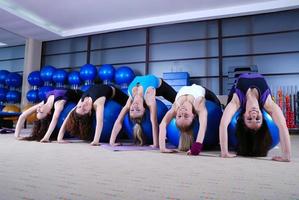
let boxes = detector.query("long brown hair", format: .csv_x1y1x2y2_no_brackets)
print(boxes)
236,116,272,157
24,114,54,141
65,110,93,141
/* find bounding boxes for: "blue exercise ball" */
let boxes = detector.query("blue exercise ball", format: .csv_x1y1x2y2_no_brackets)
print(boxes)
6,91,21,103
68,71,81,86
80,64,97,82
123,99,168,144
57,102,77,128
166,100,223,147
26,89,39,103
6,73,22,88
98,64,115,83
228,109,280,150
38,86,54,102
80,85,92,92
52,69,67,85
115,66,135,86
90,100,123,142
0,70,10,85
28,71,43,87
0,88,8,102
40,65,56,82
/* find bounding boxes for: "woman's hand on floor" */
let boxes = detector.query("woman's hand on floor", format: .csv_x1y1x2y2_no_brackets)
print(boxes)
40,138,50,143
272,156,290,162
90,141,100,146
160,148,177,153
57,139,69,144
110,142,122,146
221,152,236,158
16,136,25,140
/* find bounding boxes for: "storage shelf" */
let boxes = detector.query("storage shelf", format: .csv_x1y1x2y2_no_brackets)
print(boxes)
289,128,299,134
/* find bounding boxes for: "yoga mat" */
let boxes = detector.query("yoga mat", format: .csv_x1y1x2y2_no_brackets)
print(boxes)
0,128,15,134
101,143,176,151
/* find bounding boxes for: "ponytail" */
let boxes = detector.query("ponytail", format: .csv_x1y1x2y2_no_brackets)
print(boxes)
132,118,146,146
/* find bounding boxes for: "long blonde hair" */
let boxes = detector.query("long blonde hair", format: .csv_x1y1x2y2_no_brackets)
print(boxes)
178,130,194,151
176,104,196,151
132,117,146,146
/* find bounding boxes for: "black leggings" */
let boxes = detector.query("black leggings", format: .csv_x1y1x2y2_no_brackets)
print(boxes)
226,85,236,106
203,87,221,107
156,79,177,103
113,87,129,107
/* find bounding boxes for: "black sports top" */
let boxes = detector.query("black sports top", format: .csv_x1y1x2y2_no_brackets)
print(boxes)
80,85,128,106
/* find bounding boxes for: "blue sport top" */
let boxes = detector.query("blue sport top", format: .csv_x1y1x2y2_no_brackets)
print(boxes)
128,75,160,98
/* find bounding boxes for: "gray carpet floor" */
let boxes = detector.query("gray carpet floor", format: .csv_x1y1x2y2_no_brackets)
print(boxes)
0,131,299,200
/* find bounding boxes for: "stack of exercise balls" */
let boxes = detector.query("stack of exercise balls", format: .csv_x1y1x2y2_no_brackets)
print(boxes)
68,71,81,90
27,71,44,104
80,64,97,91
115,66,135,91
39,65,56,101
5,72,22,104
0,87,7,111
26,71,44,123
69,64,136,92
1,71,22,121
98,64,115,85
0,70,9,110
53,69,68,88
40,65,56,86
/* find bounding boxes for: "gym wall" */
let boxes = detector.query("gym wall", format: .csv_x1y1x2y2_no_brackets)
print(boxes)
1,9,297,95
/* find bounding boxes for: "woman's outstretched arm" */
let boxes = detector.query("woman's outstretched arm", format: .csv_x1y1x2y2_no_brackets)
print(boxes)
109,98,131,145
14,102,42,139
90,97,106,146
194,97,207,144
187,97,207,155
159,106,176,153
264,96,291,162
57,106,76,143
40,100,66,142
219,94,240,158
145,88,159,147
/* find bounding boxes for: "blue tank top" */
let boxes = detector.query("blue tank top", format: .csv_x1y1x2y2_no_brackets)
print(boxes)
128,75,160,98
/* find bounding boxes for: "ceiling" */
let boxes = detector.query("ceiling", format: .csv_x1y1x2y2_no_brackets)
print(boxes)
0,27,25,46
0,0,299,47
